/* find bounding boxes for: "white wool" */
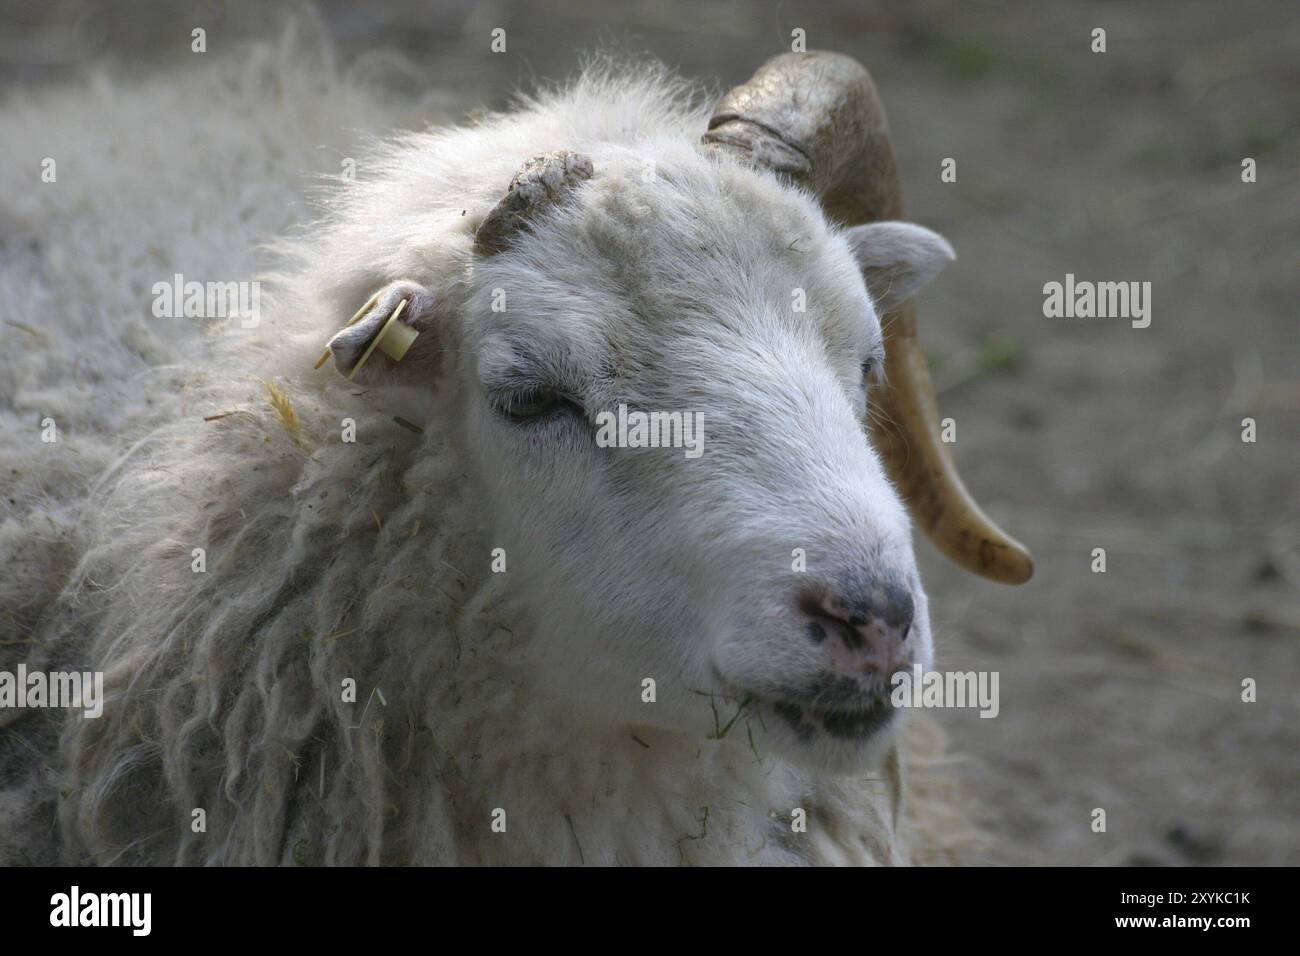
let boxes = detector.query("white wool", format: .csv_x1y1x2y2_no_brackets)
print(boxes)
0,28,972,865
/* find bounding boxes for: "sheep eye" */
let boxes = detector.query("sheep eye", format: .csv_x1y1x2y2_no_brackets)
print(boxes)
493,387,580,423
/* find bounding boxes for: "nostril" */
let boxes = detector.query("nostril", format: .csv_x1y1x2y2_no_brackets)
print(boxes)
877,581,914,631
797,576,915,646
797,589,829,621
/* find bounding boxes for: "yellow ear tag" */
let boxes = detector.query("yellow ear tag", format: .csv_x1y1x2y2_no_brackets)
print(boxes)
314,293,419,378
346,299,416,380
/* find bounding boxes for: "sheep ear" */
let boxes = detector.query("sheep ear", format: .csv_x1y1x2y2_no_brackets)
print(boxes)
319,282,442,386
844,221,955,312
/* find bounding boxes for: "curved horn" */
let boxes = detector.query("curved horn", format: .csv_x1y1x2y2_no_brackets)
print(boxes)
704,52,1033,585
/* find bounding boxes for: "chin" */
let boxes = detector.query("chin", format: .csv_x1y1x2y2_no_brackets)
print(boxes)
752,695,905,774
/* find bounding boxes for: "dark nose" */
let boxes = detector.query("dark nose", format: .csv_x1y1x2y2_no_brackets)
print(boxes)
798,573,915,674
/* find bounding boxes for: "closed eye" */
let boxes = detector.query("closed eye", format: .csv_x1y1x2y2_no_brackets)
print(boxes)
490,386,586,423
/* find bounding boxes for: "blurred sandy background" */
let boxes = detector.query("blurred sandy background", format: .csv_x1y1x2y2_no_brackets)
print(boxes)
2,0,1296,864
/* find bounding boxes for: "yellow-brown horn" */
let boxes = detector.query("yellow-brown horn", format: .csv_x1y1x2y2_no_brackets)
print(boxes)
704,52,1033,584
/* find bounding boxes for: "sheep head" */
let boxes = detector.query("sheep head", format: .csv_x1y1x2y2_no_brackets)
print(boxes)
704,52,1034,586
328,56,1028,773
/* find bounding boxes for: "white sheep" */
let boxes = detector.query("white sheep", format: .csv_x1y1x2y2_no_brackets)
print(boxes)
1,50,1030,865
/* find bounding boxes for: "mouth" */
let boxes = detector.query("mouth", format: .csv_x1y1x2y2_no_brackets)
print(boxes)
715,671,899,745
771,696,897,742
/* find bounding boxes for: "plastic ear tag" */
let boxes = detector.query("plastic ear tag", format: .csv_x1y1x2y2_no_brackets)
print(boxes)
315,293,419,379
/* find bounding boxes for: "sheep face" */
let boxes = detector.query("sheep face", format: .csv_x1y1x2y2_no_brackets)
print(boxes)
441,147,950,773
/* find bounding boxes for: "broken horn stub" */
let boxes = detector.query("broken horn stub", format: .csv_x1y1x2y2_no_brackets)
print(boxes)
473,150,594,256
707,51,1034,585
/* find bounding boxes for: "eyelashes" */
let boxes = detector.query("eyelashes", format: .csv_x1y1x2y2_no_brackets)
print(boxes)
484,346,880,424
481,334,590,424
489,386,586,423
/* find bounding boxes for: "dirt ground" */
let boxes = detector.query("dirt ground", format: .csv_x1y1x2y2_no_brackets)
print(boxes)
3,0,1296,864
